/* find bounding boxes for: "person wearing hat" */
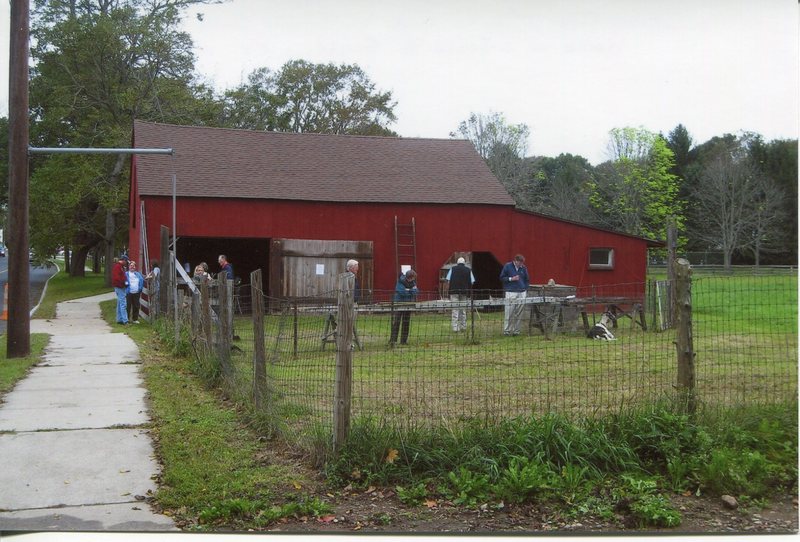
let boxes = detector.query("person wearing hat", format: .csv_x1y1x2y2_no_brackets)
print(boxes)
112,254,130,325
444,256,475,332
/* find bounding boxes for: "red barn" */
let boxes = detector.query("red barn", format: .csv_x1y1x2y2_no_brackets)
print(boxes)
129,120,659,299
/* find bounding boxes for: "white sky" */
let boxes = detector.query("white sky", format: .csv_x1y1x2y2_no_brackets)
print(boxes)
1,0,798,164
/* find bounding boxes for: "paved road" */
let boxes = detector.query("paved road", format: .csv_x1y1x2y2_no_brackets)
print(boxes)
0,256,59,335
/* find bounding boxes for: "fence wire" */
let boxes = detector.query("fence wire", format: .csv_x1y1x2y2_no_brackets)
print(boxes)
180,271,797,448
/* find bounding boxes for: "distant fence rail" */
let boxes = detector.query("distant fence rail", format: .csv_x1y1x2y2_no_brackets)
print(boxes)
155,259,798,451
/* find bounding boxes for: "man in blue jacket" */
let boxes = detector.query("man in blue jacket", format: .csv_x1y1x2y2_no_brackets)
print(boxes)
499,254,529,336
390,269,418,345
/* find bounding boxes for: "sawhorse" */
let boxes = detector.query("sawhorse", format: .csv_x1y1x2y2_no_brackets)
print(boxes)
321,312,362,350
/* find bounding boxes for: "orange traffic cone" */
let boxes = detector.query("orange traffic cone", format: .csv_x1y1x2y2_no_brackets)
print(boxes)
1,283,7,320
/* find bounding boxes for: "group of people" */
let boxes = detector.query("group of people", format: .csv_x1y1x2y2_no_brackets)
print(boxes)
115,251,528,336
346,253,530,346
192,254,234,286
440,253,531,338
112,255,159,325
112,253,234,325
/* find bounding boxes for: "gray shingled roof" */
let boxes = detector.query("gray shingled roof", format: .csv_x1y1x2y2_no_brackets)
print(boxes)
133,120,516,206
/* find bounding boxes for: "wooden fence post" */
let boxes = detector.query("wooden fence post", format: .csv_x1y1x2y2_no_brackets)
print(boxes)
333,272,355,452
673,258,696,414
251,270,267,409
191,289,201,337
200,279,212,355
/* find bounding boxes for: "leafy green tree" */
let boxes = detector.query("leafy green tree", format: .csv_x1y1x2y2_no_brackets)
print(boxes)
523,153,598,223
666,124,695,198
29,0,218,278
221,60,397,135
589,127,684,242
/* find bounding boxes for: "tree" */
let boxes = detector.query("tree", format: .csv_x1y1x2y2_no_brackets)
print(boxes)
589,127,684,242
741,176,788,267
29,0,218,278
666,124,695,198
452,112,530,204
689,135,788,269
523,154,598,224
746,137,798,264
221,60,398,135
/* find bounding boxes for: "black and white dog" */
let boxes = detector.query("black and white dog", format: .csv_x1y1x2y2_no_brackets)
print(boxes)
587,312,616,340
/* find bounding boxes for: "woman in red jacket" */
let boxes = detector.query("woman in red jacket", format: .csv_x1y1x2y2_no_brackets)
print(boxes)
112,255,129,325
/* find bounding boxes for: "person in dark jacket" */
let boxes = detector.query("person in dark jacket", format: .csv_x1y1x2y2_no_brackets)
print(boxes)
218,254,234,280
445,257,475,332
112,255,129,325
499,254,529,335
389,269,418,345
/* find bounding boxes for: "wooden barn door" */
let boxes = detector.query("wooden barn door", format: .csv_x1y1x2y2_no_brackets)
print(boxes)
269,239,373,301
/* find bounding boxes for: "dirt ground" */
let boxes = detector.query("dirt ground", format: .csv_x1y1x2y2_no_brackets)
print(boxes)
266,487,798,535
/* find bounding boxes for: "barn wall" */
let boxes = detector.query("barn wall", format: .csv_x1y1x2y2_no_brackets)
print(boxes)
510,212,648,291
132,196,650,293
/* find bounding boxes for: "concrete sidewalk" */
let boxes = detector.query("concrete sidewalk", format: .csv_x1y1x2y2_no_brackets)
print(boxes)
0,292,177,532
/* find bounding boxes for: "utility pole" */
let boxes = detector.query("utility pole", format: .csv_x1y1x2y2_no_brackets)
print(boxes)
7,0,31,357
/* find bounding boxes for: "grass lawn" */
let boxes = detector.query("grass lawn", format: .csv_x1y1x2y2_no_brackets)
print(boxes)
202,272,797,445
0,334,50,398
98,299,328,530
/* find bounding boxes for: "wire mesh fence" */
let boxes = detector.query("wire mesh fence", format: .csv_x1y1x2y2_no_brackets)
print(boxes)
176,268,797,450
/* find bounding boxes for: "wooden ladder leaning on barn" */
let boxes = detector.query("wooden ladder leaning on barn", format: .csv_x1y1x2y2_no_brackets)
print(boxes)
394,216,417,274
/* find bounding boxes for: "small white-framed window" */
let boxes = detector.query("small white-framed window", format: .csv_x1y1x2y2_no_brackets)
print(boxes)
588,248,614,270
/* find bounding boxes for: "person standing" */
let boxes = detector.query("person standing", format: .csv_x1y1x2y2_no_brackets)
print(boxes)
145,260,161,317
389,269,418,346
112,255,129,325
346,259,361,303
193,262,211,285
218,254,234,280
499,254,530,336
445,257,475,332
126,260,145,324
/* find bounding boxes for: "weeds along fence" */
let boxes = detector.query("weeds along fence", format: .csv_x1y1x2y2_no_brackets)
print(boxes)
172,262,797,450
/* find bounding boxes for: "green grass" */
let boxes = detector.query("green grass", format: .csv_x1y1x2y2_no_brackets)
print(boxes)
98,300,329,531
0,334,50,397
323,402,797,527
216,272,796,443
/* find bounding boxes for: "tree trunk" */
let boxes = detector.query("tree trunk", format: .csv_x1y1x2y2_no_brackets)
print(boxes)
723,249,733,273
104,209,115,287
70,245,91,277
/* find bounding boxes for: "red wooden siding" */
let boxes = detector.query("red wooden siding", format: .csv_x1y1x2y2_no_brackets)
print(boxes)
130,196,650,294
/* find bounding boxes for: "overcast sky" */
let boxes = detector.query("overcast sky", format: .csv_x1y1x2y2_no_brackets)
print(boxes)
2,0,798,164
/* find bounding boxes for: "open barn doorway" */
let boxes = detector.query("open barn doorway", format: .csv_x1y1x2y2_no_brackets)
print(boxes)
176,237,270,315
439,251,503,299
471,251,503,298
175,237,270,289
